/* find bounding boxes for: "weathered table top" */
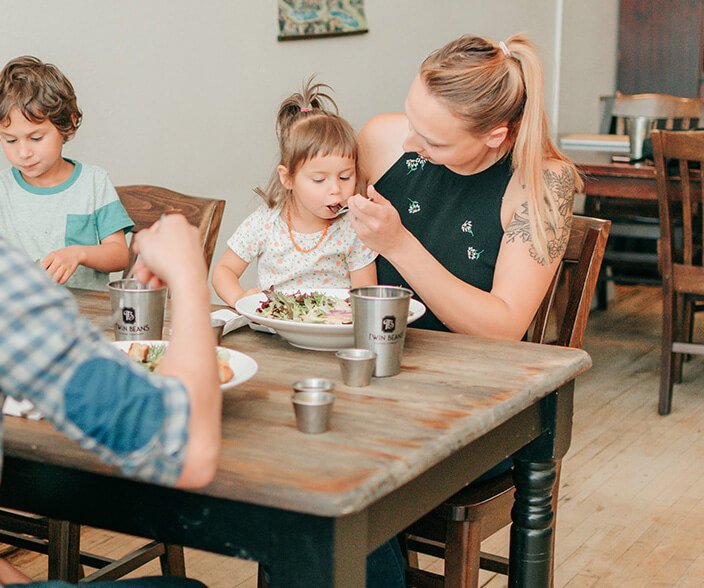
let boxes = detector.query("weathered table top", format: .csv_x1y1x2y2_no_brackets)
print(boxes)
4,289,591,518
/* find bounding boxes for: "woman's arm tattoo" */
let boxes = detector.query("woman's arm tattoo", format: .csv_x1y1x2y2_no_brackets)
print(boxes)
504,165,575,266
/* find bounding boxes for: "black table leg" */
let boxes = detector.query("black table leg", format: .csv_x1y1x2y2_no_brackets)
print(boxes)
509,384,574,587
509,458,557,586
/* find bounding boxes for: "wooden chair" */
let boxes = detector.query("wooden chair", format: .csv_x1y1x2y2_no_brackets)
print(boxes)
600,93,704,136
0,185,226,582
592,93,704,308
403,215,611,588
117,184,226,273
651,129,704,415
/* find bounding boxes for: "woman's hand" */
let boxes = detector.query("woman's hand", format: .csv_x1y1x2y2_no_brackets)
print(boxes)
347,185,409,258
41,246,84,284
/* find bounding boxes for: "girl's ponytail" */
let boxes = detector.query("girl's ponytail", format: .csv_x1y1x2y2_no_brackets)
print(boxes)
255,77,357,209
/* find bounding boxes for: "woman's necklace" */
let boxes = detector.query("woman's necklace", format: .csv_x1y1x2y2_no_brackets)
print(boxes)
286,208,330,253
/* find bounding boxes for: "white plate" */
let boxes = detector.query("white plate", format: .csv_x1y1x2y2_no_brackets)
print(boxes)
235,288,426,351
111,340,258,391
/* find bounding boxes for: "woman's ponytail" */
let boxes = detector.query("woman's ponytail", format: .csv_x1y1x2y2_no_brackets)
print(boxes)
507,34,583,262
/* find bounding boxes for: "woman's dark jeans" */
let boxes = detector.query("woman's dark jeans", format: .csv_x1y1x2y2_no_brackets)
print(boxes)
260,537,407,587
367,537,406,588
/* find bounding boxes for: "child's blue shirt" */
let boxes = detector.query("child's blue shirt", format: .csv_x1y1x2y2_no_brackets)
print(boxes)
0,159,134,290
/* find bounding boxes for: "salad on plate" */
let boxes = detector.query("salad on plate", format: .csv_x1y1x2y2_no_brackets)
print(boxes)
256,288,352,325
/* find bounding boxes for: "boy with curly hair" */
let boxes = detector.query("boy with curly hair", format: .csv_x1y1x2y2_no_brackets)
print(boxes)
0,56,133,289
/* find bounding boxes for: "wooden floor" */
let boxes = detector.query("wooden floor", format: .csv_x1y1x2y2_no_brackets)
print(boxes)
5,285,704,587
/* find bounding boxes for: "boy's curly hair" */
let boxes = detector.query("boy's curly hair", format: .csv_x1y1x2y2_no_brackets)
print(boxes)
0,56,82,141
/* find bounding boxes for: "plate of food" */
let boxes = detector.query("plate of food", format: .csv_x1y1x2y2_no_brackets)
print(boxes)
112,340,258,391
235,288,426,351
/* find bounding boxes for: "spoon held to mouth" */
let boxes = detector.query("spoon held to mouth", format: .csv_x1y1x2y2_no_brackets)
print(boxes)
332,205,350,217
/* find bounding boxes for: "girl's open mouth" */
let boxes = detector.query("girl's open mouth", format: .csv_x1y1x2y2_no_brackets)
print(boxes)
328,204,349,217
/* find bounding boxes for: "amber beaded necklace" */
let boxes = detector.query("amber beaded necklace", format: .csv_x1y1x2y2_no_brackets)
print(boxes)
286,208,330,253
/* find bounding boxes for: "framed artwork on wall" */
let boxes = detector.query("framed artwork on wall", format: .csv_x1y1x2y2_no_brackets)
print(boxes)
278,1,368,41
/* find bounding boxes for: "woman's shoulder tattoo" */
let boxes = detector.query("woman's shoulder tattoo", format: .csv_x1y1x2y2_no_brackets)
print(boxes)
504,165,575,266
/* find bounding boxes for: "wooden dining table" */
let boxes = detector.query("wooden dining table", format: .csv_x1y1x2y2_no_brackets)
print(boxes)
578,160,658,201
0,289,591,587
565,146,657,200
575,146,701,203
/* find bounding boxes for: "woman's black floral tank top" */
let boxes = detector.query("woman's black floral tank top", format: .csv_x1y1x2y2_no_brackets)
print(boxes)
375,152,513,331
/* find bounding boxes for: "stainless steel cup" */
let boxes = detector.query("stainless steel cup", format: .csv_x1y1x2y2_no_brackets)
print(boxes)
291,390,335,434
211,318,226,345
350,286,413,377
625,115,653,161
336,348,376,386
107,279,167,341
292,378,335,394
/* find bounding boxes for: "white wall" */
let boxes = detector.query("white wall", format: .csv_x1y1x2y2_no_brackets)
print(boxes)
0,0,617,292
558,0,620,134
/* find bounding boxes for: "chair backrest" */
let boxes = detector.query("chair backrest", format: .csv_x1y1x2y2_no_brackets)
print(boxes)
651,129,704,294
600,93,704,135
529,215,611,349
117,185,226,272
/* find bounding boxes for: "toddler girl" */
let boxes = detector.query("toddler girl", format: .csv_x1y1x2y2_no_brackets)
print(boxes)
213,78,376,307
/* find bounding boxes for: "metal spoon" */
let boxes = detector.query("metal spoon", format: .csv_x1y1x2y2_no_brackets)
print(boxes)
332,194,373,217
333,205,350,217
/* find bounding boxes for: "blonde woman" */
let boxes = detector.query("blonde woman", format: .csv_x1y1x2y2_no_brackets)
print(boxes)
348,34,582,339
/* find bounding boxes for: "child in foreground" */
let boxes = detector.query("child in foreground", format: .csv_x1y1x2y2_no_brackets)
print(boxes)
0,56,133,290
212,78,376,307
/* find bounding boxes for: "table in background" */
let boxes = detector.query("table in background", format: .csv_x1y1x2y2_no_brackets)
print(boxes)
569,150,660,306
0,290,591,587
578,160,657,201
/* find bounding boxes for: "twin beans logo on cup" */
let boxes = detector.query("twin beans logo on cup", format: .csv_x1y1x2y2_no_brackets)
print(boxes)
122,307,136,324
118,306,152,336
108,279,167,341
366,315,404,342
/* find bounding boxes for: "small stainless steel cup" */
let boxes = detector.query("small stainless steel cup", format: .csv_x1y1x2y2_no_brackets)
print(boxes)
291,390,335,434
292,378,335,394
336,348,376,387
350,286,413,377
211,318,226,345
107,279,167,341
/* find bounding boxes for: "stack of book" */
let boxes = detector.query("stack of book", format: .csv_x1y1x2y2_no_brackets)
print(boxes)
559,134,630,153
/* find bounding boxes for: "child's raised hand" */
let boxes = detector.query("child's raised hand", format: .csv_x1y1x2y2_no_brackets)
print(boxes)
40,246,84,285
